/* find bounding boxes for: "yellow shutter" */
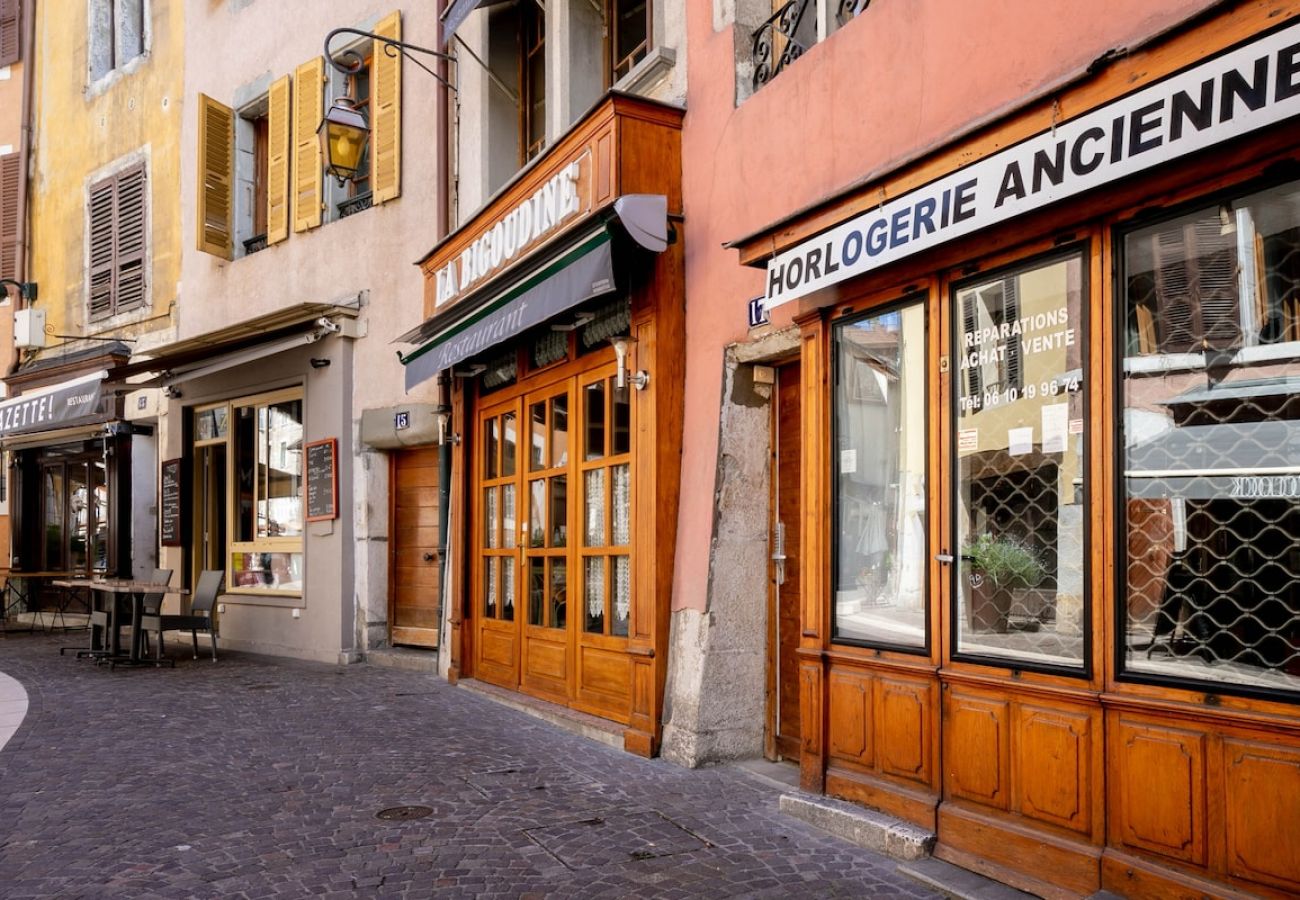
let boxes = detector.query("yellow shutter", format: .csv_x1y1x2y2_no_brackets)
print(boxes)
266,74,292,245
292,57,324,233
196,93,234,258
371,10,402,205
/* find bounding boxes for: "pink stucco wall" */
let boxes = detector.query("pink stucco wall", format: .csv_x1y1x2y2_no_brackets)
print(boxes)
672,0,1223,611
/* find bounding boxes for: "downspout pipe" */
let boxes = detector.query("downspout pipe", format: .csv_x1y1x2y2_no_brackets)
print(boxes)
16,0,34,288
434,0,453,649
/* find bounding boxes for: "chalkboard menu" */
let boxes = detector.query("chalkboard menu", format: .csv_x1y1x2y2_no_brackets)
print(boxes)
305,438,339,522
160,458,183,546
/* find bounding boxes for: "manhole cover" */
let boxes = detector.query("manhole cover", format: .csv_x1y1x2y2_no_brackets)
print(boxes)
524,811,710,870
375,805,433,821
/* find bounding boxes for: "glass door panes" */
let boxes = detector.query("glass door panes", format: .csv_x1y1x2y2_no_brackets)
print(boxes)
953,252,1087,669
480,406,518,623
1120,180,1300,696
580,374,633,638
524,390,570,630
832,300,927,648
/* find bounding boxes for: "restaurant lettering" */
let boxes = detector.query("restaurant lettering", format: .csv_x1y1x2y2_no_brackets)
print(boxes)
0,376,105,438
765,22,1300,309
436,162,583,308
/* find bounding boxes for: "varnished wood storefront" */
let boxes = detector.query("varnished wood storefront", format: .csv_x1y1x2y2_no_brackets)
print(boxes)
405,95,684,756
736,8,1300,898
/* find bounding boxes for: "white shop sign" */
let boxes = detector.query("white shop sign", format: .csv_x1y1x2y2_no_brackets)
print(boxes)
765,22,1300,310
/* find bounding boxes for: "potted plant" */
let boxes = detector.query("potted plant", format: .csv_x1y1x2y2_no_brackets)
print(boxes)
962,533,1045,633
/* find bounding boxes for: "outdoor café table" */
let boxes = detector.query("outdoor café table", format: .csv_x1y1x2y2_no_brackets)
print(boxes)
4,570,78,632
54,579,188,667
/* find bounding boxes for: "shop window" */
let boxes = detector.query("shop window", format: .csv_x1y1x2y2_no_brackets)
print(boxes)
88,0,145,83
1120,179,1300,697
608,0,650,82
954,252,1087,670
87,162,148,322
38,453,109,576
832,299,927,648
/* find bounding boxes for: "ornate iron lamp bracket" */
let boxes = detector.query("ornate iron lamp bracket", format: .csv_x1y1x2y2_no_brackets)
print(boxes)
323,27,457,93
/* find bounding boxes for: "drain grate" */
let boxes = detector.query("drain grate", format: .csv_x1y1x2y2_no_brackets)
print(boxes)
375,805,434,821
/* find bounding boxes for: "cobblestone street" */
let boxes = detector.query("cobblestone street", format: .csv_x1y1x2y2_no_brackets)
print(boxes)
0,635,940,898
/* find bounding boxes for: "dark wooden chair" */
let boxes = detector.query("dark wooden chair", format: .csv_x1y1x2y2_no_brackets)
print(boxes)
141,570,223,662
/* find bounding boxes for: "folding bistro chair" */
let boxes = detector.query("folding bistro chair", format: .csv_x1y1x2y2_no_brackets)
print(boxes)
141,570,223,662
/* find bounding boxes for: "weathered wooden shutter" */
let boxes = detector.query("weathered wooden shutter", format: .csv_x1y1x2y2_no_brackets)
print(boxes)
266,74,291,245
0,152,19,282
1152,216,1241,353
196,94,234,258
371,10,402,204
114,164,148,313
292,57,324,232
88,176,117,321
0,0,20,68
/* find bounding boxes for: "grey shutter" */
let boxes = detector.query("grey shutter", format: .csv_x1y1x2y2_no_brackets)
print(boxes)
114,164,148,313
0,0,19,69
88,175,116,321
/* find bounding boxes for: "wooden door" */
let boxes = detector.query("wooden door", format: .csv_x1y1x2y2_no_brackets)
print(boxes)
519,382,575,703
390,447,441,649
474,398,523,688
770,361,802,760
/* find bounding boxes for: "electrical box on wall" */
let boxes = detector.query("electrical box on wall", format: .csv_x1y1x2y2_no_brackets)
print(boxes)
14,308,47,349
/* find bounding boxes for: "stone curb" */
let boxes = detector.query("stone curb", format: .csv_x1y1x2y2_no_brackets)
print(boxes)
778,792,936,861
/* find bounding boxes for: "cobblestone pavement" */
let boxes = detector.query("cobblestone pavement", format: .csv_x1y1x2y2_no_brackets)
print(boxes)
0,634,941,899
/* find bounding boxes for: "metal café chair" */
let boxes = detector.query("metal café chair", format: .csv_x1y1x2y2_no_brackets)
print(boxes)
140,570,223,663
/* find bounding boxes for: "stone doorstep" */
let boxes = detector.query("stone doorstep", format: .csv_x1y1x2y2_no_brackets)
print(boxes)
364,646,439,674
779,793,936,863
455,679,624,751
898,857,1043,900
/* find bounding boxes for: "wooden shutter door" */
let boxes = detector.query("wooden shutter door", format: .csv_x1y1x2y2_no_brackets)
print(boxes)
196,94,234,258
114,164,148,314
0,0,19,68
88,176,116,321
371,10,402,204
292,57,324,232
0,152,19,282
266,74,291,244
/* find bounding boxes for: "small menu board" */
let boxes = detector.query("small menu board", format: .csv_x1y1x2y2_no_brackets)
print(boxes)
160,458,183,546
305,438,339,522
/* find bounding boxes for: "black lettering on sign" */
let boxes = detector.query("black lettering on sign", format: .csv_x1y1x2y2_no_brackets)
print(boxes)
305,438,339,522
160,458,183,547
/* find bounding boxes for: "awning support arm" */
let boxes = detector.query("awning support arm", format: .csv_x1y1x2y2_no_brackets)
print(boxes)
452,34,519,104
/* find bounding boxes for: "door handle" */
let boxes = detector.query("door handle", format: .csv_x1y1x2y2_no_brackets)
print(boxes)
423,552,435,562
934,553,955,564
772,521,787,586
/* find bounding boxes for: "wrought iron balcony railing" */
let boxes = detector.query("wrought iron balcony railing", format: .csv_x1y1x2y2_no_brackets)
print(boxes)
752,0,874,92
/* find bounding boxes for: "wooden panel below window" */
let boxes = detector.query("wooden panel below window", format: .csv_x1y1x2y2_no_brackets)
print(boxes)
578,644,631,702
944,690,1010,809
1224,738,1300,893
1014,704,1093,835
877,677,932,784
828,669,871,764
1110,717,1207,868
477,624,517,685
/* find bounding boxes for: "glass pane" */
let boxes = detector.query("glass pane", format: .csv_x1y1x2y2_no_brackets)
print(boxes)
550,558,567,629
612,555,630,637
91,461,108,572
612,464,630,546
584,469,606,546
68,464,89,573
528,479,546,548
585,556,606,634
42,467,64,569
502,558,516,621
612,380,631,455
485,417,499,479
585,381,606,460
484,557,498,618
955,256,1086,667
485,486,499,549
236,406,255,541
1120,181,1300,695
551,394,569,468
833,302,927,648
550,476,567,548
528,557,545,626
231,552,303,593
258,399,304,538
502,484,517,549
530,402,546,471
502,412,517,476
196,406,229,441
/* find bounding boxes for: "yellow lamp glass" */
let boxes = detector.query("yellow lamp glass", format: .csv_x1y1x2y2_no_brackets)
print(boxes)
318,99,370,182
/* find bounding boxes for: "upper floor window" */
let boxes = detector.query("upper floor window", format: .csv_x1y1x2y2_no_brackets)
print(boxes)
87,162,148,322
752,0,871,92
521,0,546,164
89,0,145,83
608,0,649,83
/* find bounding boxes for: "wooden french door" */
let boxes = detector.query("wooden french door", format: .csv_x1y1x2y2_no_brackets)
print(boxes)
390,447,441,649
472,362,635,722
769,361,802,760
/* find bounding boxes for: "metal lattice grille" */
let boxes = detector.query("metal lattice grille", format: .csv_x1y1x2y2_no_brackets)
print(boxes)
954,254,1087,668
1122,180,1300,695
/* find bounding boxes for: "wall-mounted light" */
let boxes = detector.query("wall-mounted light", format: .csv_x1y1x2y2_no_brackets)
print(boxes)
609,336,649,391
310,357,331,369
318,97,370,185
436,405,460,446
163,386,183,399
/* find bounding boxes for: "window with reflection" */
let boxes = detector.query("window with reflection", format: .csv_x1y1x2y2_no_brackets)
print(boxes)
1121,180,1300,696
582,374,633,638
833,300,927,648
954,253,1087,669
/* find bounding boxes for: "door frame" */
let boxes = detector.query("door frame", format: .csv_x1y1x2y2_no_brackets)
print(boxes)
766,356,803,762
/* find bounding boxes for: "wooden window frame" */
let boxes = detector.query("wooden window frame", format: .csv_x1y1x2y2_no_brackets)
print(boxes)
347,54,373,200
519,0,546,165
606,0,651,85
87,161,148,323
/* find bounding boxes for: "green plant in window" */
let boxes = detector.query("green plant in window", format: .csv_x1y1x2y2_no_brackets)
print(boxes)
963,533,1045,589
